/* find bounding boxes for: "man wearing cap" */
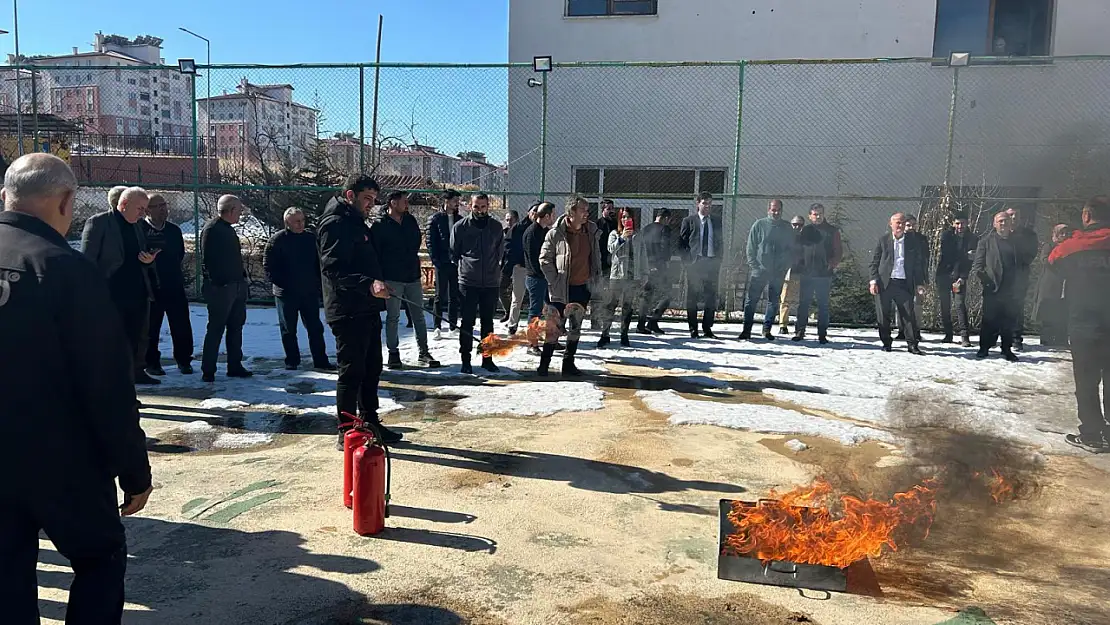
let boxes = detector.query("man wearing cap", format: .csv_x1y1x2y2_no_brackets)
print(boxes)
777,216,806,335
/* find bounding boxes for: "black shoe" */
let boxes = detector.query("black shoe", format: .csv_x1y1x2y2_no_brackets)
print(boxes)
909,345,924,355
284,363,298,371
882,345,893,353
202,372,216,383
779,326,789,335
636,324,652,335
737,330,751,341
689,330,700,340
481,357,500,373
975,350,989,360
554,342,566,352
314,362,338,372
1003,351,1019,363
791,334,804,342
227,368,254,379
387,350,403,370
703,329,717,339
499,314,510,324
562,340,582,376
508,326,518,336
146,364,166,376
818,336,829,345
178,363,194,374
1065,434,1108,453
537,343,556,377
527,346,542,357
418,351,442,368
620,333,631,347
375,424,404,445
960,335,972,348
763,331,776,341
135,371,161,385
461,361,473,375
597,335,611,349
941,334,954,344
648,321,666,335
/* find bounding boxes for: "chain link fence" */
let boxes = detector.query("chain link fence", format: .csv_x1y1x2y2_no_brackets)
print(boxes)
4,56,1109,329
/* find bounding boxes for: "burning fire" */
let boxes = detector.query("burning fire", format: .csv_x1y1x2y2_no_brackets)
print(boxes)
725,479,938,569
972,468,1017,503
479,307,564,358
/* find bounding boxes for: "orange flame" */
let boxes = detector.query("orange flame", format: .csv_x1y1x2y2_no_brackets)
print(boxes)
479,308,564,358
725,478,938,569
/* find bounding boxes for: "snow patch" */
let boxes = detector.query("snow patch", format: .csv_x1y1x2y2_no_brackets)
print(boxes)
179,420,215,433
212,432,273,449
448,382,605,417
785,439,809,452
198,398,250,410
637,390,896,446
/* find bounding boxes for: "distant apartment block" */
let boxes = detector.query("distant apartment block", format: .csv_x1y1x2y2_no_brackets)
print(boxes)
322,132,373,172
197,79,319,169
377,144,506,191
2,33,194,149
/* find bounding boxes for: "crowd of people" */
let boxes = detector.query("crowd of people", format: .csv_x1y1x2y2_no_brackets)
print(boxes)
2,154,1110,619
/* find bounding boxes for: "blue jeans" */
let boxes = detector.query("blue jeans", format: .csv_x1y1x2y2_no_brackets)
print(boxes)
743,273,784,334
796,276,833,337
525,275,549,320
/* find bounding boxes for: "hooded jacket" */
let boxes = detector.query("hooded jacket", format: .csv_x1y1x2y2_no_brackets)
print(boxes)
1048,225,1110,340
451,212,504,289
317,196,386,323
540,215,602,304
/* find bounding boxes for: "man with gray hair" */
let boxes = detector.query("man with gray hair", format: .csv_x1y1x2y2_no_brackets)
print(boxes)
0,154,152,621
142,193,194,375
264,206,334,371
199,194,253,382
82,185,161,385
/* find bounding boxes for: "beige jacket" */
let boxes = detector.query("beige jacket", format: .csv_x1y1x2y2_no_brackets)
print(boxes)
539,215,602,304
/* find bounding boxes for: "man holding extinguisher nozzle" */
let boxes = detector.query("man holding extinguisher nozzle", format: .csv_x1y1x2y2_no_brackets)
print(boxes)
318,174,403,449
0,154,153,622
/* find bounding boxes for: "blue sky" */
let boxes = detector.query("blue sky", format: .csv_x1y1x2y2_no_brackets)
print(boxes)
11,0,511,161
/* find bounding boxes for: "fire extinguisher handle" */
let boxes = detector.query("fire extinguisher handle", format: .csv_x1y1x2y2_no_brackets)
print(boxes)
339,411,364,431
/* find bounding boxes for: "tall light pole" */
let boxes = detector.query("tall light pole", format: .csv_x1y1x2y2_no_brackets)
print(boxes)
179,27,210,182
13,0,23,156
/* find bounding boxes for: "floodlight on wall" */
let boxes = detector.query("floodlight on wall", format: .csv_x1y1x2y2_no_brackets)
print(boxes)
178,58,197,74
948,52,970,67
533,55,552,72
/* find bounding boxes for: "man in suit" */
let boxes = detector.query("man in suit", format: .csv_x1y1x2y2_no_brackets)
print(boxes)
82,186,161,384
895,214,929,342
1005,206,1040,351
637,208,674,335
869,212,927,354
427,189,462,337
678,192,724,339
142,193,194,375
973,211,1023,362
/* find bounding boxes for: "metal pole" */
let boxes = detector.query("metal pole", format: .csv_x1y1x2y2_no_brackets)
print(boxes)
370,15,383,169
206,39,211,183
539,77,548,201
30,64,38,150
13,0,23,156
191,73,202,293
359,66,365,172
943,66,960,187
728,60,746,318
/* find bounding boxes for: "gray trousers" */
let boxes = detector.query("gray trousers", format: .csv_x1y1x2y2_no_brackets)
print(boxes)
384,280,428,353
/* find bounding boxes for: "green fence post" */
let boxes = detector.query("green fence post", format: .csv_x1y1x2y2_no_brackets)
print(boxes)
539,76,549,202
191,72,202,294
728,60,746,318
359,65,366,173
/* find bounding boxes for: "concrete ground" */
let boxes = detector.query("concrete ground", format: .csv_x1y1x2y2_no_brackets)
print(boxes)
36,322,1110,625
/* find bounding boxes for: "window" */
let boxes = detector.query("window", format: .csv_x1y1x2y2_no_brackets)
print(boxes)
567,0,656,17
574,167,728,199
139,92,150,102
162,109,171,119
933,0,1054,58
575,168,600,195
140,105,150,116
115,69,121,81
128,78,137,86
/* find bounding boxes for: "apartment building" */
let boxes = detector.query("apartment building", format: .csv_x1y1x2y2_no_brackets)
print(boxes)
198,78,319,169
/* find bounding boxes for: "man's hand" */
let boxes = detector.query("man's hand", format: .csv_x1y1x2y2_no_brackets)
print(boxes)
138,249,161,264
916,285,927,297
869,281,880,296
120,485,153,517
371,280,390,299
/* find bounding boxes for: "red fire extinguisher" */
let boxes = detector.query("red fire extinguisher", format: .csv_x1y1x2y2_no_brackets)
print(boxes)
341,416,370,509
345,416,392,536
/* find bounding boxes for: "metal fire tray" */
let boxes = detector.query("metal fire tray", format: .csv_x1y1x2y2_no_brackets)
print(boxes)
717,499,849,592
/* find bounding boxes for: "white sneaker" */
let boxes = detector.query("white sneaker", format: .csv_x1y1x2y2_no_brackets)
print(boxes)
434,329,443,341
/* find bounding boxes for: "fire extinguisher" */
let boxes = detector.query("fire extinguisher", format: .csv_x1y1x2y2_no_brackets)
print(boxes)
349,418,392,536
341,413,370,509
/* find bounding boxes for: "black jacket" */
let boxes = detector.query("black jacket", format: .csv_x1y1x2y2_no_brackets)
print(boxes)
798,222,844,278
640,222,674,271
972,231,1021,296
264,229,321,298
1035,243,1066,315
369,210,423,284
523,222,549,279
1012,226,1039,270
869,233,928,289
426,210,460,267
451,213,504,289
505,218,532,269
200,217,245,287
936,229,979,281
1049,226,1110,340
596,217,618,274
0,212,151,497
317,197,386,324
141,219,186,290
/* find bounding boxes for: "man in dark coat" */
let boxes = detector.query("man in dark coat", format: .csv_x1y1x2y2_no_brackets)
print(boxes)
0,154,152,622
1049,196,1110,453
591,198,619,330
427,189,462,335
1006,206,1040,351
82,186,161,385
452,193,505,375
264,207,333,371
141,193,194,374
199,195,253,382
934,214,979,346
498,210,520,323
318,175,401,446
679,192,725,339
637,208,674,335
972,211,1023,361
370,191,438,369
793,203,843,343
1035,224,1073,347
869,212,928,354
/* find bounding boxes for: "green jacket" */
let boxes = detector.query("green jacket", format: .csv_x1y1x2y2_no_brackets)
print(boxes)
746,217,795,277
